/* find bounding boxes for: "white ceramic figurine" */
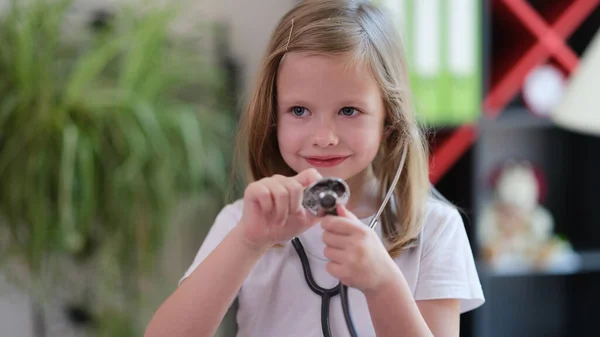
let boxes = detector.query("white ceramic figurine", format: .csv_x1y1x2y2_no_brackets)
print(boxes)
478,160,578,273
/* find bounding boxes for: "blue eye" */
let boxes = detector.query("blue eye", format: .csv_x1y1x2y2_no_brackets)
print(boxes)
340,107,358,117
291,106,307,117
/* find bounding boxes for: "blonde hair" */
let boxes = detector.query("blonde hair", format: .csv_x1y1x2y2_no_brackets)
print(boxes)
234,0,430,257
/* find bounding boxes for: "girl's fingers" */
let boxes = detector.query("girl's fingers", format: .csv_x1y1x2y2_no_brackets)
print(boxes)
293,168,322,187
262,178,289,226
247,181,273,213
323,246,346,263
325,261,346,281
322,230,347,249
336,204,359,220
321,216,354,236
285,179,305,215
272,175,304,215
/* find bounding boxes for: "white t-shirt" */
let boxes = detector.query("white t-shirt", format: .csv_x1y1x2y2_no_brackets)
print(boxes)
180,197,485,337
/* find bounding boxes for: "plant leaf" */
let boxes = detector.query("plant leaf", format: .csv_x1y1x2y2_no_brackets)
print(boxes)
59,123,83,253
61,35,124,115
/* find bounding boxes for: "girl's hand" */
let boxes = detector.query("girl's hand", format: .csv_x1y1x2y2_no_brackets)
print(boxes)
321,204,399,294
238,168,322,252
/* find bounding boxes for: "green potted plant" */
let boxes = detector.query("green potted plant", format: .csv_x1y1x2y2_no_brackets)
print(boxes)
0,0,236,335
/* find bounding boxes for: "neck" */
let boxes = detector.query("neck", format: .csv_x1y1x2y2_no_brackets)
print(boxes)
344,165,380,219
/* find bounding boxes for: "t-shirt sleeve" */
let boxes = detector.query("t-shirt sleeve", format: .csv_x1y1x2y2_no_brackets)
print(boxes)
178,200,242,285
414,203,485,313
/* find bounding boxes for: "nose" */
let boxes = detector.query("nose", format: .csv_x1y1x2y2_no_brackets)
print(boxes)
312,117,339,148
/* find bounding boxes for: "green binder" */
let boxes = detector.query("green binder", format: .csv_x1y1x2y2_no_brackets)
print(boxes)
376,0,481,127
446,0,481,125
409,0,444,126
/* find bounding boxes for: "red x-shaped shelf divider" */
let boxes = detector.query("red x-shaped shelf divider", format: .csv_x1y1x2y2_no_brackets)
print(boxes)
429,0,599,185
484,0,598,116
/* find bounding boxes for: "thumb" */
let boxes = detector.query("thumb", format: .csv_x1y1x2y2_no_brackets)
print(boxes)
336,204,359,220
294,168,322,187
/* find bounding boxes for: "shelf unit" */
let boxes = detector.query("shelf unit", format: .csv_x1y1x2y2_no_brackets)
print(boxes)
429,0,600,184
429,1,600,337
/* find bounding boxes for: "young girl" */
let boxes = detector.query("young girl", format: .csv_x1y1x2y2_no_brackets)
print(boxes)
145,1,484,336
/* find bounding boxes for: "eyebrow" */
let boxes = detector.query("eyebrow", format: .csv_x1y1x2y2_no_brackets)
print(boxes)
338,99,371,108
277,97,371,108
276,98,313,108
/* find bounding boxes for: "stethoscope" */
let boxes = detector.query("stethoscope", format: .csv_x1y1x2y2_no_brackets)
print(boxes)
292,142,408,337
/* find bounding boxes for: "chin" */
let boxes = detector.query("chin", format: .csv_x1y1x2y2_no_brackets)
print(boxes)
317,169,350,179
307,166,359,181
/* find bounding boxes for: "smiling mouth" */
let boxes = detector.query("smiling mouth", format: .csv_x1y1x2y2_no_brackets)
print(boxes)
304,156,350,167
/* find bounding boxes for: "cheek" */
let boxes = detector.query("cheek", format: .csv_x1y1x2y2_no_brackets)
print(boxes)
277,123,303,155
344,124,383,159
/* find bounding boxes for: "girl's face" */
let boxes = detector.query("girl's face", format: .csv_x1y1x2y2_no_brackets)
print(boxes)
276,52,385,183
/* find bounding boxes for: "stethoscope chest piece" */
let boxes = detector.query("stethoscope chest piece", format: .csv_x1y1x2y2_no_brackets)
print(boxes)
302,177,350,217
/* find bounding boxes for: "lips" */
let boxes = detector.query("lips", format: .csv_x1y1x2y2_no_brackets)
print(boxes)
304,155,350,168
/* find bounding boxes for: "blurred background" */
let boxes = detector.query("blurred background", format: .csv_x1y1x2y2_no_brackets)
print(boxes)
0,0,599,336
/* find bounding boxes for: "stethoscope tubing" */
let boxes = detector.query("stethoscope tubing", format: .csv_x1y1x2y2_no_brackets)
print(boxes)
292,236,357,337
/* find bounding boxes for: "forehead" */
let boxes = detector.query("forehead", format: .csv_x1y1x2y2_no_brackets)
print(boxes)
276,52,381,102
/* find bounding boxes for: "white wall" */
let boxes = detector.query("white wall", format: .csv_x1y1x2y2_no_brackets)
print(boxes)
217,0,297,99
0,0,297,336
